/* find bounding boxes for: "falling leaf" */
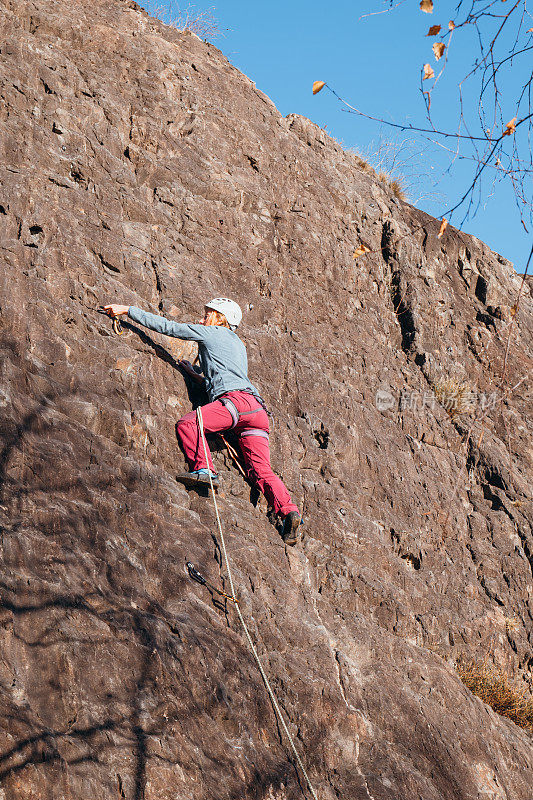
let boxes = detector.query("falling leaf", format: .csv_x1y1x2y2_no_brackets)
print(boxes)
312,81,326,95
449,20,455,30
427,24,441,35
437,218,448,238
432,42,445,60
423,63,435,80
353,243,371,259
502,117,517,137
420,0,433,12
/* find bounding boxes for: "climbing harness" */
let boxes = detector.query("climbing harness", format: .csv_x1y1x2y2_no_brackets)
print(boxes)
186,562,237,602
219,394,270,440
195,405,320,800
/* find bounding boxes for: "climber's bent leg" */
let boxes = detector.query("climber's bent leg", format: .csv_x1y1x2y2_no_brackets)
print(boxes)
176,401,233,473
239,433,299,517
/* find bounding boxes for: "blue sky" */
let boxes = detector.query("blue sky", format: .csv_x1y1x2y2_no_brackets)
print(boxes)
141,1,532,273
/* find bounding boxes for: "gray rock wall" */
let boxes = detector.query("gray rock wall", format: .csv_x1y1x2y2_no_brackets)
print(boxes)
0,1,531,798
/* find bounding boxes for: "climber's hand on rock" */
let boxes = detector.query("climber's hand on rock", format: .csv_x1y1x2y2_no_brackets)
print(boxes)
179,360,205,384
179,359,195,374
103,304,129,318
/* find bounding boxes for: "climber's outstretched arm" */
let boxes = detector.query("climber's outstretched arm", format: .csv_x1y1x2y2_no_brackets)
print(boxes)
104,305,206,385
103,304,209,342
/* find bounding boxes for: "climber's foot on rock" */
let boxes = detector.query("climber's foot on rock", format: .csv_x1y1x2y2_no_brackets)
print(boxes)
281,511,301,546
176,469,220,489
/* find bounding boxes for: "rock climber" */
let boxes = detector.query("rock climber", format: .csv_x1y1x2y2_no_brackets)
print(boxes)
103,298,302,545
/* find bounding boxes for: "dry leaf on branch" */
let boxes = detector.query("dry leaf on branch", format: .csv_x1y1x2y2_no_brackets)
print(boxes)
312,81,326,95
427,25,441,35
527,27,533,32
437,218,448,238
510,303,518,318
449,20,455,30
420,0,433,13
353,242,371,259
502,117,517,136
423,90,431,110
423,63,435,80
432,41,445,60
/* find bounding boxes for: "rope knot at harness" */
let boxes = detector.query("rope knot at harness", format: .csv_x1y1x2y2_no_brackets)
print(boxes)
195,406,320,800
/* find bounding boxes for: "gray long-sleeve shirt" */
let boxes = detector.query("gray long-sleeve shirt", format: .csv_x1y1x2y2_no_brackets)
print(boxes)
128,306,260,403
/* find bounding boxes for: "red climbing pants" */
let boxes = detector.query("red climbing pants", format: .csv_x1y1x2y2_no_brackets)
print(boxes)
175,390,299,518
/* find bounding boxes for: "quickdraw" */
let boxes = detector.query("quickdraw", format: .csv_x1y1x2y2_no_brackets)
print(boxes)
218,433,247,479
97,307,123,335
186,562,237,602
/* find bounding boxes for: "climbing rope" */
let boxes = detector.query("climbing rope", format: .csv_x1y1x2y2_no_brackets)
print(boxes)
196,406,320,800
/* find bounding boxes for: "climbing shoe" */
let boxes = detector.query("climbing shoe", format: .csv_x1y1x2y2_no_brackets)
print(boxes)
281,512,302,546
176,469,220,489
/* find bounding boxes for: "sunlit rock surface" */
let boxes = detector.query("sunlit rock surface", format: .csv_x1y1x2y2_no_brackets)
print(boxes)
0,1,531,797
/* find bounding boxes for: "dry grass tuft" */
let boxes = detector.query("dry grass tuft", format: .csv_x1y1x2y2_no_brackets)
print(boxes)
342,148,407,200
389,178,407,201
352,153,374,174
341,148,376,176
433,377,476,419
456,657,533,733
377,171,407,200
151,4,220,40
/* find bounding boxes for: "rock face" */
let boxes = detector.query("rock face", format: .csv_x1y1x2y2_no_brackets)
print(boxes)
0,1,532,798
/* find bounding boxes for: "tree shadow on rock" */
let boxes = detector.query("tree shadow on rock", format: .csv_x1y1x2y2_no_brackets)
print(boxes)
0,381,184,796
0,337,312,799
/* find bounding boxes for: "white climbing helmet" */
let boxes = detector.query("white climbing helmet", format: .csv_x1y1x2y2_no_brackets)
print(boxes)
205,297,242,329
